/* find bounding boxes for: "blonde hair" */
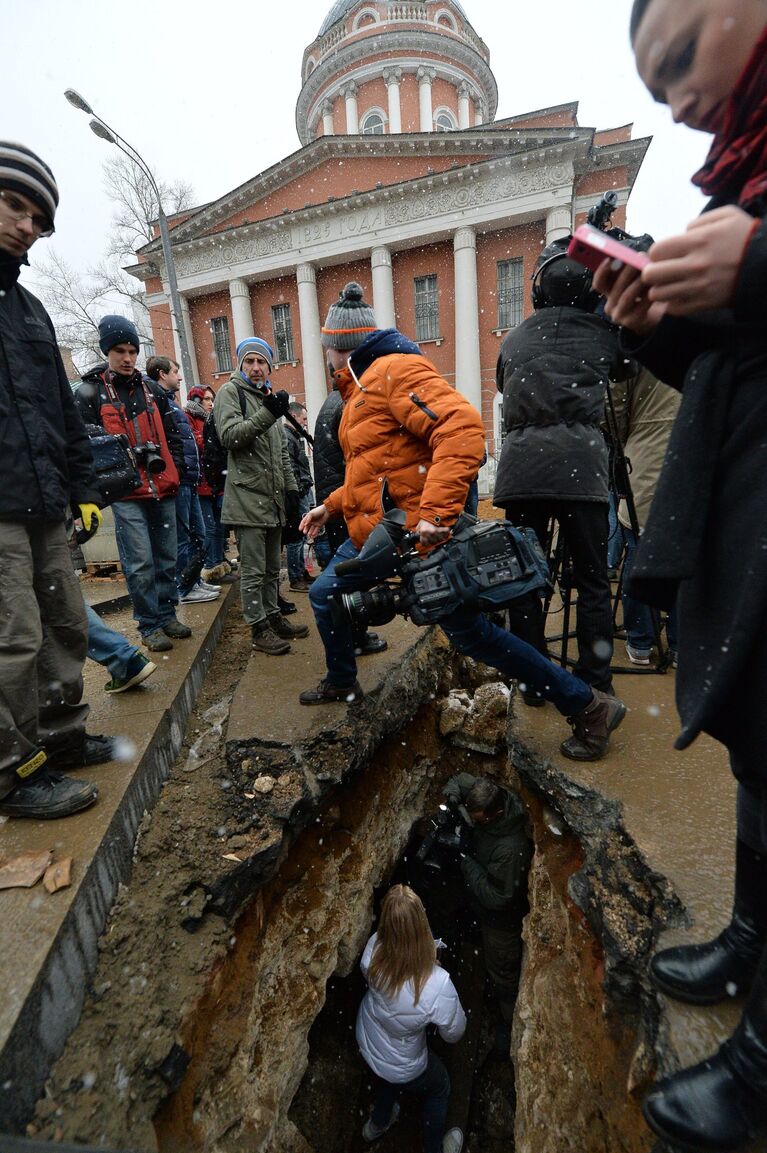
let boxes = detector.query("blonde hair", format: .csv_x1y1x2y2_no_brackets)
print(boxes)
368,885,437,1005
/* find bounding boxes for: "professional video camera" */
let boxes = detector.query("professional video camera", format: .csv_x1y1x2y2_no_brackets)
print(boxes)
587,190,654,254
415,796,473,871
331,496,551,631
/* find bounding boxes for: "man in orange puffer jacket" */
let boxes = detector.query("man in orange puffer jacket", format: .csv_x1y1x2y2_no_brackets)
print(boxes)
299,283,626,762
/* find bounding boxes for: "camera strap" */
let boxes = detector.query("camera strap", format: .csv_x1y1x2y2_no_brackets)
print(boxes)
102,374,163,499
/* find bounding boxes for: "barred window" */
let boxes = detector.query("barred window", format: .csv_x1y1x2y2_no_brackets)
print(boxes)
414,274,440,342
211,316,232,373
271,303,295,363
497,259,524,329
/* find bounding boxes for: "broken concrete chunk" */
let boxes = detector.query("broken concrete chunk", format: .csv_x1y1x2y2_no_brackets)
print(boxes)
43,857,73,894
253,776,275,795
0,849,53,890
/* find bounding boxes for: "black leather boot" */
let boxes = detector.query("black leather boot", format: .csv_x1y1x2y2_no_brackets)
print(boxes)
643,943,767,1151
651,840,766,1004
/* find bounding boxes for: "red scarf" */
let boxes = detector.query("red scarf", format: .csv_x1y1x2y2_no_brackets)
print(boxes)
693,24,767,210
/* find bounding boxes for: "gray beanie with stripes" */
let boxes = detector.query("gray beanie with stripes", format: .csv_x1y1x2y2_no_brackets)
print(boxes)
0,142,59,231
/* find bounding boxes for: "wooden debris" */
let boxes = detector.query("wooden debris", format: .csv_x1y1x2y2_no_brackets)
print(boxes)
0,849,53,890
43,857,73,894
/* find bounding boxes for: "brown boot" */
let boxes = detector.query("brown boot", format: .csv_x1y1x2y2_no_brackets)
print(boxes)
560,689,626,761
267,612,309,640
251,622,291,655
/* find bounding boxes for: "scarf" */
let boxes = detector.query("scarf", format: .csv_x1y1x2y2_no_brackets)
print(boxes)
693,25,767,211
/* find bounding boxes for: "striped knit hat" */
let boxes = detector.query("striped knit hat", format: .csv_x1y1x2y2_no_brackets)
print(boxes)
236,336,273,373
321,282,377,350
0,142,58,231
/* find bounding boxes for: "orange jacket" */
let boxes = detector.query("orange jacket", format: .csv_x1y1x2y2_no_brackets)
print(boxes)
323,345,484,548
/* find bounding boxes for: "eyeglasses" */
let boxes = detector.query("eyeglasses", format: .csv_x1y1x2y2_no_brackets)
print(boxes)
0,190,54,237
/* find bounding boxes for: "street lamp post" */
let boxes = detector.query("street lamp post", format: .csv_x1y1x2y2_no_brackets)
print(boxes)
64,88,195,389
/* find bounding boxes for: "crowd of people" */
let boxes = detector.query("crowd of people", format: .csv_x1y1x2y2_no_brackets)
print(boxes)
1,0,766,1145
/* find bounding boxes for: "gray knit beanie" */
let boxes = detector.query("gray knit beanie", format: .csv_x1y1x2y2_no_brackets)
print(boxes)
321,281,377,350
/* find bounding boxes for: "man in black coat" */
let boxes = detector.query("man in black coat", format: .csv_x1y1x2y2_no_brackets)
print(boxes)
0,141,113,819
494,242,627,696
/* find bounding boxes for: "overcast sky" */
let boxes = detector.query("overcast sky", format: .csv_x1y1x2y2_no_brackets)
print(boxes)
4,0,711,285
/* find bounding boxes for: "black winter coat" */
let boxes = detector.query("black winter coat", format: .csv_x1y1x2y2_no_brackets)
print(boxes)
313,387,345,505
0,259,99,522
625,204,767,777
493,308,627,505
285,424,313,496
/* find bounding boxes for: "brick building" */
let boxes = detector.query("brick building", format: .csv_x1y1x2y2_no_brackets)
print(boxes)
129,0,648,485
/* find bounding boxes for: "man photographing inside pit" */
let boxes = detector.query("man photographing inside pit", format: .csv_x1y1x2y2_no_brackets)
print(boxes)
298,282,626,763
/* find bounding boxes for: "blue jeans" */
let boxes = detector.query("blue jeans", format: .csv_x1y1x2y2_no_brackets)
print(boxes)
176,485,207,595
199,493,225,567
112,497,179,637
309,539,593,715
622,529,677,651
86,603,140,679
287,492,315,584
371,1051,450,1153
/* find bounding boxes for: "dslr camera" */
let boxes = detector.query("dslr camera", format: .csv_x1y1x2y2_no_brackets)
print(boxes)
416,797,473,871
133,440,166,475
331,498,551,631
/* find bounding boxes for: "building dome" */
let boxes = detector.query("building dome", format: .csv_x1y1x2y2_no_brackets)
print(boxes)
299,0,497,144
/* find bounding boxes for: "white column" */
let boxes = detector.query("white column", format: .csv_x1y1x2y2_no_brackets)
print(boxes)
457,82,471,130
178,295,200,397
321,99,335,136
341,82,359,135
371,246,396,329
384,68,402,134
453,227,482,414
229,278,253,343
546,205,572,243
417,67,435,132
473,96,484,126
296,263,327,433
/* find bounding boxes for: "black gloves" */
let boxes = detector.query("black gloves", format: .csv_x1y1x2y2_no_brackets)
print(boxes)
262,389,291,419
285,490,300,526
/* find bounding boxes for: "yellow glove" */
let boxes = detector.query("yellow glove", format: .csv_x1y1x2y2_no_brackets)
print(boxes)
77,503,102,535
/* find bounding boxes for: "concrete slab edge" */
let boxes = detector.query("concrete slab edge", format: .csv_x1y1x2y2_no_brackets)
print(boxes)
0,588,235,1135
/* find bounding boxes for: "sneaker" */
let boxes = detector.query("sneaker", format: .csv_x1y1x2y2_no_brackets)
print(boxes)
180,584,219,604
48,733,118,769
163,619,192,639
144,629,173,652
251,624,291,655
198,580,222,595
354,632,388,656
299,678,364,706
625,641,651,666
362,1102,400,1142
267,613,309,639
104,653,156,694
278,594,297,616
289,578,314,593
560,690,627,762
0,770,98,818
442,1128,464,1153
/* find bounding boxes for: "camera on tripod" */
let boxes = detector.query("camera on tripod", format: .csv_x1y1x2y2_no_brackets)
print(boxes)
415,797,473,871
331,496,551,631
133,440,166,475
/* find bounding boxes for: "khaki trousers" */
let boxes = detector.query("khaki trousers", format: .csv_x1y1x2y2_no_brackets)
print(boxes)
236,525,282,627
0,521,89,796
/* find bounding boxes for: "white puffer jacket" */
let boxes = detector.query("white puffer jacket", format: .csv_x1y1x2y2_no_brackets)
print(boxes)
355,933,466,1083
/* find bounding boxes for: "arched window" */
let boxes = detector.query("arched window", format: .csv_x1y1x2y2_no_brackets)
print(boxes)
434,108,457,132
352,6,381,31
434,7,458,31
361,110,385,135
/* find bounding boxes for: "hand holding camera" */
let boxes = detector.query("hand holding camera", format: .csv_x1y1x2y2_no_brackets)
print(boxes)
262,389,291,419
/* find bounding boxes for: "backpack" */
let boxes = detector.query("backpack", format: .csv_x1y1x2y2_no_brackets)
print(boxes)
203,382,246,488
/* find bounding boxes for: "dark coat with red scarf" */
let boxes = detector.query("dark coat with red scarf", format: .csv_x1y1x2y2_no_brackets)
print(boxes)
76,365,181,501
622,42,767,778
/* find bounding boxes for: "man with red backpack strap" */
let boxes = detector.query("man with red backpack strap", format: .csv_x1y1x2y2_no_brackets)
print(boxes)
76,316,188,652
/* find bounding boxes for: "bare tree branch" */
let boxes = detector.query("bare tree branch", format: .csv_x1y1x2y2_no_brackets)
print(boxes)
30,153,196,371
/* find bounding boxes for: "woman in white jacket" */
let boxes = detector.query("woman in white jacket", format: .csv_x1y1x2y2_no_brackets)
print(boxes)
356,884,467,1153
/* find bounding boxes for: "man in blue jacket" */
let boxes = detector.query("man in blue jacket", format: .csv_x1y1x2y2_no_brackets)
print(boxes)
0,141,114,819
